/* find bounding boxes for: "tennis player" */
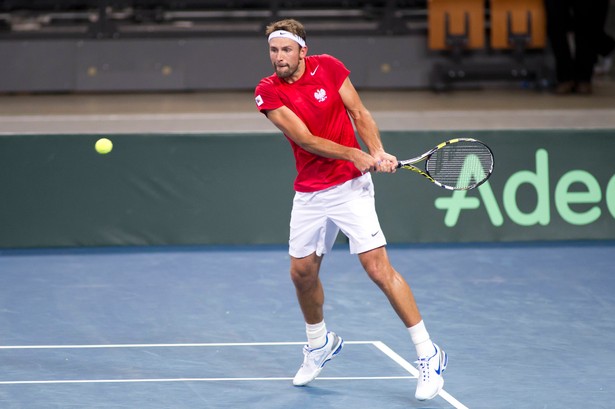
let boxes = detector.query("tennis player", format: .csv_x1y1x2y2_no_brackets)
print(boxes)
254,18,447,401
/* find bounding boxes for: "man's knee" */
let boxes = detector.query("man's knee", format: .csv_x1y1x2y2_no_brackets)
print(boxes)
359,248,396,289
290,254,321,288
367,263,396,288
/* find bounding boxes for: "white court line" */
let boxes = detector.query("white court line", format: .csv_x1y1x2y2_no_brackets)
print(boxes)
0,376,413,386
373,341,469,409
0,340,374,349
0,340,468,408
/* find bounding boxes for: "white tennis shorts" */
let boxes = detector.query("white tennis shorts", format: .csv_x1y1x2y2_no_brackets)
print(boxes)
289,173,387,258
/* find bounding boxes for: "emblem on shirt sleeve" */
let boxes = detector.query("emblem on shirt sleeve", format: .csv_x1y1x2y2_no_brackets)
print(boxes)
314,89,327,102
255,95,264,106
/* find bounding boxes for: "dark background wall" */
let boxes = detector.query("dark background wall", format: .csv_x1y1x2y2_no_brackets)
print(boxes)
7,0,612,92
0,35,436,92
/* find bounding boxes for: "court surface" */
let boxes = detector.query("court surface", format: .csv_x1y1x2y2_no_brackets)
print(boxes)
1,241,613,409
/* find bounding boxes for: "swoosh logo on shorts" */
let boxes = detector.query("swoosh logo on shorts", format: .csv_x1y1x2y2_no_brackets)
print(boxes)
371,230,380,237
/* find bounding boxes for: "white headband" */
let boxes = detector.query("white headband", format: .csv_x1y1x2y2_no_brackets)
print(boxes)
267,30,306,48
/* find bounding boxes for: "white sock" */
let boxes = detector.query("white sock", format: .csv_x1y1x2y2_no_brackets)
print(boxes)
408,320,435,357
306,321,327,350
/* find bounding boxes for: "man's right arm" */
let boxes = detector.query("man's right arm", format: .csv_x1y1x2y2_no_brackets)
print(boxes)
265,106,377,173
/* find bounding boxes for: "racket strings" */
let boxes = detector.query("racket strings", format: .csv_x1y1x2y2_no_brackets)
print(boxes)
426,141,493,189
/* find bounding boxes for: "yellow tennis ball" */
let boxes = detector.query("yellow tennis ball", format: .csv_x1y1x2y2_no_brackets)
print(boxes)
95,138,113,154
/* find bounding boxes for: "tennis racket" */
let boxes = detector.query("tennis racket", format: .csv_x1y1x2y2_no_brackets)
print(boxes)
396,138,494,190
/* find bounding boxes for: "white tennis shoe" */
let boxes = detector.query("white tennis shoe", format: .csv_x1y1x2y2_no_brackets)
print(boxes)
415,342,448,401
292,331,344,386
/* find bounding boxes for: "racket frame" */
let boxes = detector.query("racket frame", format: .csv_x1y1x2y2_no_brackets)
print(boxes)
396,138,494,190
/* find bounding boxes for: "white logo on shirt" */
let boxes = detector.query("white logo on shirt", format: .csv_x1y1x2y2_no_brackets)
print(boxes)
255,95,264,106
310,65,319,76
314,89,327,102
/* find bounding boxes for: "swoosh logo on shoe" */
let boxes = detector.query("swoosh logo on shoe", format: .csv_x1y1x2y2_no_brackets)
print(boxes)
434,354,442,375
311,65,319,76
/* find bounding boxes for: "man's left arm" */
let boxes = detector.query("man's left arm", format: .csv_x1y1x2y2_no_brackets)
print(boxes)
339,77,397,173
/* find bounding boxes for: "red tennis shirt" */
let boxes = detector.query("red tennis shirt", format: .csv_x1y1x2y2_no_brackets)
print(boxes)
254,54,362,192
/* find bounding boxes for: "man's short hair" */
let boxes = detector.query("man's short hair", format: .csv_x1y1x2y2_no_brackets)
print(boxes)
265,19,307,43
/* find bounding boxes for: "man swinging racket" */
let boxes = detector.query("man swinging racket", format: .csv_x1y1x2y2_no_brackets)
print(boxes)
254,18,448,401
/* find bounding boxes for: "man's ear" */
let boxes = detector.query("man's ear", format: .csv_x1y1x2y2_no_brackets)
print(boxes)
299,46,308,59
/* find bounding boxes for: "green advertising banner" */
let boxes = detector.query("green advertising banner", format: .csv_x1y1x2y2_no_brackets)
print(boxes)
0,133,295,248
0,129,613,248
374,129,615,243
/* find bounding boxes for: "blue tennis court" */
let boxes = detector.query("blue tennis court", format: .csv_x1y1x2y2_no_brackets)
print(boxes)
1,241,613,408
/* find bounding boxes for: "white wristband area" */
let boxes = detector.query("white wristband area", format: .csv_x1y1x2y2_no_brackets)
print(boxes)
267,30,306,47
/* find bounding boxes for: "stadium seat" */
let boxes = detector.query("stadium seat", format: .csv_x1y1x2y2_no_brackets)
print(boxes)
428,0,550,91
428,0,485,51
489,0,547,51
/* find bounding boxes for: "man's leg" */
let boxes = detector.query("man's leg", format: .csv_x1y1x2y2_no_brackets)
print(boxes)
545,0,575,90
290,252,343,386
358,246,447,401
290,252,324,325
357,246,421,327
571,1,600,87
